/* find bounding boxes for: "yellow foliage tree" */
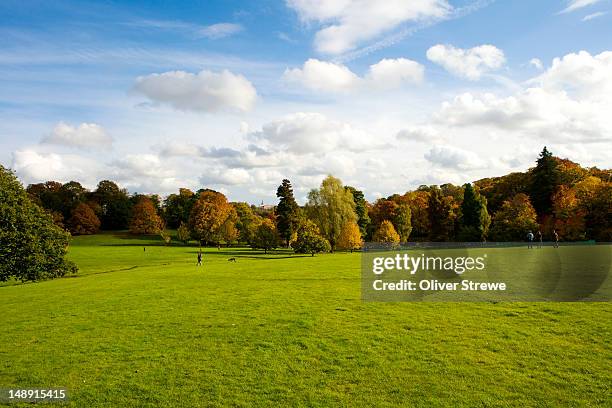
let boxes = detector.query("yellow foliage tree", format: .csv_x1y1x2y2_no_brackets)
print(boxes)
337,221,362,252
373,220,400,244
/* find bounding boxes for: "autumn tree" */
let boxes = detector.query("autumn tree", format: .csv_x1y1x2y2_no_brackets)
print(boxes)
490,193,539,241
582,182,612,241
251,218,280,254
428,186,456,241
529,146,560,217
373,220,400,244
188,191,233,245
293,220,331,256
68,203,101,235
129,197,163,234
275,179,301,247
1,166,77,282
219,207,239,245
403,190,430,240
337,221,362,252
552,185,585,240
458,183,491,241
305,176,357,251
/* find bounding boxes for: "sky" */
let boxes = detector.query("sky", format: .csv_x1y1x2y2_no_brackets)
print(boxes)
1,0,610,204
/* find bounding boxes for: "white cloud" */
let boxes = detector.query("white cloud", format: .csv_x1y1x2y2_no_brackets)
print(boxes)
559,0,603,14
249,112,383,155
42,122,112,149
283,57,424,92
283,58,360,92
582,11,607,20
200,168,251,185
434,51,612,145
197,23,243,39
424,145,487,170
426,44,505,80
529,58,543,70
396,125,444,143
532,50,612,98
134,69,257,113
12,149,103,186
286,0,451,54
366,58,424,88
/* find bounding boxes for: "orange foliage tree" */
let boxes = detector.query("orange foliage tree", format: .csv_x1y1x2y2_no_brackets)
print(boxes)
68,203,101,235
188,191,233,245
129,197,163,235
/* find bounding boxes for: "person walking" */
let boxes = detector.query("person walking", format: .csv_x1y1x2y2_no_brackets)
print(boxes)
553,229,559,248
537,230,543,248
527,231,534,249
197,250,202,266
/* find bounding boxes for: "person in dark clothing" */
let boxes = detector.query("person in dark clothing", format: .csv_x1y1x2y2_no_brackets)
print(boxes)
527,231,534,249
197,250,202,266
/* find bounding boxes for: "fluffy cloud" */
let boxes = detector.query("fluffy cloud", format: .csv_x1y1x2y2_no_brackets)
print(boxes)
42,122,112,149
396,125,444,143
434,51,612,144
283,57,423,92
559,0,603,13
12,149,103,185
286,0,451,54
366,58,424,87
426,44,505,80
250,112,383,155
532,50,612,98
424,145,487,170
200,168,251,185
197,23,243,39
134,69,257,113
283,59,359,92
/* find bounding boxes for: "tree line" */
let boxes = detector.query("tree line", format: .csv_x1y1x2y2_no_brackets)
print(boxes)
2,147,610,281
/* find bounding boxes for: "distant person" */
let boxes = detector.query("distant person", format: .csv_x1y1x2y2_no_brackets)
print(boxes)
537,230,543,248
553,229,559,248
197,250,202,266
143,247,146,252
527,231,534,249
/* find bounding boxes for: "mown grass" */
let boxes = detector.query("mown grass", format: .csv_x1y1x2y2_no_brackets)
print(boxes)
0,232,610,407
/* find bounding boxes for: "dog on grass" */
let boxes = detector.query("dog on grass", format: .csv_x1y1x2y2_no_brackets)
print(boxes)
228,258,236,262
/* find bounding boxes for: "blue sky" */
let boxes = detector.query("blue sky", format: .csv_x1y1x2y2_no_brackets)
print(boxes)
1,0,610,202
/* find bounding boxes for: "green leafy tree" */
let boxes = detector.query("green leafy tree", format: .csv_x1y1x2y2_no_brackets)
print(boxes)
345,186,370,236
306,176,357,251
251,218,280,254
293,220,331,256
93,180,132,230
163,188,196,229
176,222,191,244
490,193,539,241
275,179,301,247
232,202,261,245
530,146,560,217
459,183,491,241
0,166,77,282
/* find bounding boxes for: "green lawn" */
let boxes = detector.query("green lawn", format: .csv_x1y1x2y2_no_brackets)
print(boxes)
1,233,610,407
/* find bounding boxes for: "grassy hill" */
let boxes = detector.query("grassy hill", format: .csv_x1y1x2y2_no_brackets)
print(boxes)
1,233,610,407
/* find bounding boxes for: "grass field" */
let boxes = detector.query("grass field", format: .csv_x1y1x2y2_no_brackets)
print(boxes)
1,233,611,407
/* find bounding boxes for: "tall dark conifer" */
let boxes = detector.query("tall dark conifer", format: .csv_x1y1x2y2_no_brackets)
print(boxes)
275,179,300,247
530,146,559,217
